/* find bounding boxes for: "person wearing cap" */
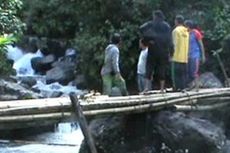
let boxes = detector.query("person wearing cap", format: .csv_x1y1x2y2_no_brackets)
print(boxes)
101,33,128,96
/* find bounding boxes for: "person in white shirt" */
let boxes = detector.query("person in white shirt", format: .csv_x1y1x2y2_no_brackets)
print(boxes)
137,39,151,92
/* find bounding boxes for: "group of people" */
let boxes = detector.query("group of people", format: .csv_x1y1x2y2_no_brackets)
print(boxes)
100,10,205,96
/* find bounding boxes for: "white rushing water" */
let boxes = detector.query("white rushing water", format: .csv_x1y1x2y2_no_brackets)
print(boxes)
0,123,84,153
12,48,44,76
0,45,85,153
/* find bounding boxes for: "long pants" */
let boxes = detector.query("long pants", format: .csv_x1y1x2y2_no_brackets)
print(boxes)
171,62,188,90
188,58,200,84
102,74,128,96
137,74,152,92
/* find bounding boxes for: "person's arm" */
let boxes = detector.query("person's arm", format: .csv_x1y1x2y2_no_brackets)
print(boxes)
170,29,177,59
167,25,174,57
198,40,205,63
145,43,154,80
195,30,206,63
111,47,122,79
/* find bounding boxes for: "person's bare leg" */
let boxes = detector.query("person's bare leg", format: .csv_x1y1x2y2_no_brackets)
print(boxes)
195,77,199,92
160,80,165,92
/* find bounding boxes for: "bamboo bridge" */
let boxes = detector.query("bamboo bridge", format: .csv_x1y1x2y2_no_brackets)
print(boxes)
0,88,230,130
2,88,230,153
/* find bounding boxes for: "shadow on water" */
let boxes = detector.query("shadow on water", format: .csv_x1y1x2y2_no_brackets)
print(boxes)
0,122,84,153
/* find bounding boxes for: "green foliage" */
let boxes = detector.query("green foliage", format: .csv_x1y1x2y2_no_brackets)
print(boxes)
20,0,230,88
22,0,79,38
0,0,24,76
206,5,230,41
0,0,25,35
0,35,16,75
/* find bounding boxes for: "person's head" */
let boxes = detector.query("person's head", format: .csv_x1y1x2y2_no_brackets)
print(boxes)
184,20,194,31
175,15,184,26
153,10,165,21
139,38,148,50
110,33,121,46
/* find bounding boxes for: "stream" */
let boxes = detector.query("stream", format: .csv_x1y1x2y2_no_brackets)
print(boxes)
0,45,84,153
0,123,84,153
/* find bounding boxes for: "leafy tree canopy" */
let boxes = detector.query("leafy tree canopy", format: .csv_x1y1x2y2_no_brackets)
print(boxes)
17,0,230,88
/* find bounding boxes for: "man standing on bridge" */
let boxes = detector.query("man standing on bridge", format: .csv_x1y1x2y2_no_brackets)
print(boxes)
140,10,172,92
101,33,128,96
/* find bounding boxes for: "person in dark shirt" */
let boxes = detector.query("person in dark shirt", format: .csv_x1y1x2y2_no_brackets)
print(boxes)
140,10,172,92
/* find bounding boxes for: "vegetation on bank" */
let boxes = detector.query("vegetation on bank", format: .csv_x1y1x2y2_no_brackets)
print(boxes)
0,0,25,76
1,0,230,89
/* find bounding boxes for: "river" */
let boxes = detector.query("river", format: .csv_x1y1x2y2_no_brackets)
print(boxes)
0,45,84,153
0,123,84,153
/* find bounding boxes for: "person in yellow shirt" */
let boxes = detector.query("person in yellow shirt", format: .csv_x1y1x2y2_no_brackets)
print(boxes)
171,15,189,91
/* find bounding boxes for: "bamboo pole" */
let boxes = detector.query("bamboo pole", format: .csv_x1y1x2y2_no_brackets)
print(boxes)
82,92,229,116
0,88,229,110
70,93,98,153
0,103,71,116
0,90,228,116
0,139,79,146
81,91,230,111
84,88,230,103
0,97,70,109
0,88,228,116
0,112,72,123
0,90,229,117
83,88,230,105
181,96,230,105
175,102,230,111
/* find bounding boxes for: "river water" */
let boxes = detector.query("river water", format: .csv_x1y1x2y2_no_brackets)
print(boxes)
0,123,84,153
0,45,84,153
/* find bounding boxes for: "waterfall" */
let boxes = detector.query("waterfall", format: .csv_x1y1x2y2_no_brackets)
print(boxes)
2,45,85,153
12,49,43,76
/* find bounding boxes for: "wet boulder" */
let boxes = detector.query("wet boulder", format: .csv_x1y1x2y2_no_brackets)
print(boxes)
0,79,43,100
188,72,223,89
153,111,226,153
79,114,157,153
31,54,55,75
46,57,76,85
79,111,226,153
198,72,223,88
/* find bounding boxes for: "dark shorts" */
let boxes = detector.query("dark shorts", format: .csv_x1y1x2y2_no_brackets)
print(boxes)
146,50,168,80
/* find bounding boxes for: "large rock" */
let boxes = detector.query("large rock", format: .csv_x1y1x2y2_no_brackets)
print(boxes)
46,57,76,85
31,54,55,74
0,79,43,100
79,111,226,153
188,72,223,89
153,111,226,153
198,72,223,88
